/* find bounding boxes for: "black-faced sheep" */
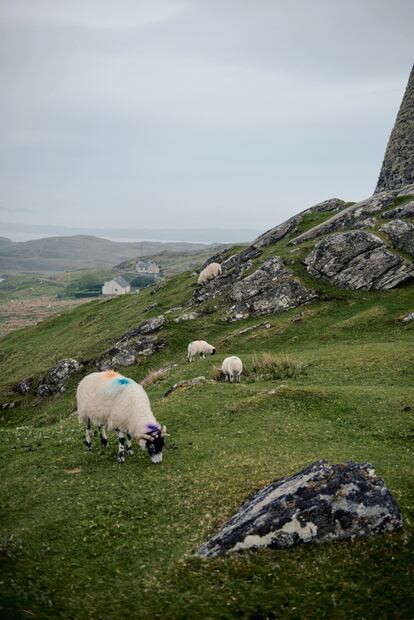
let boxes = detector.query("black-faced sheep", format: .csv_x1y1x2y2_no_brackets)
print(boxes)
187,340,216,362
76,370,167,464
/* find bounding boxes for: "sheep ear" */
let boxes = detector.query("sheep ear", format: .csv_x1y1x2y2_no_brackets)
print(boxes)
161,425,167,436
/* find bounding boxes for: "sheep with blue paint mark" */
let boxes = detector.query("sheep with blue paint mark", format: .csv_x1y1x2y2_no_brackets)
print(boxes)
76,370,167,464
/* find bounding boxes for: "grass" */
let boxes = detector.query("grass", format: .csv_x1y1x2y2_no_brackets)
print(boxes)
0,241,414,618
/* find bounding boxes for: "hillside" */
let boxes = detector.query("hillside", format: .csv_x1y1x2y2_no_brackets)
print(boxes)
0,235,222,274
0,187,413,618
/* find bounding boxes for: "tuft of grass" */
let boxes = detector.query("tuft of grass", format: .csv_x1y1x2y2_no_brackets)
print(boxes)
210,365,224,382
249,352,309,381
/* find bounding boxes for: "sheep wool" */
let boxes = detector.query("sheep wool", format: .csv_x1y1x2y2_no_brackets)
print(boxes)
77,370,165,464
198,262,222,285
187,340,216,362
221,356,243,382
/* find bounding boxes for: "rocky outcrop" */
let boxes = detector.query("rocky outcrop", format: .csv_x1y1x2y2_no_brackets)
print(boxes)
305,231,414,290
228,257,316,319
375,63,414,193
194,459,402,557
37,359,83,396
174,312,200,323
163,376,206,398
382,200,414,219
96,335,165,371
252,214,303,249
120,315,165,339
288,192,397,246
380,219,414,258
307,198,347,213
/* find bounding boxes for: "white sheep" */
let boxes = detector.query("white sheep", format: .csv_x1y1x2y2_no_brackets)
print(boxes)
77,370,167,464
221,356,243,382
198,262,222,285
187,340,216,362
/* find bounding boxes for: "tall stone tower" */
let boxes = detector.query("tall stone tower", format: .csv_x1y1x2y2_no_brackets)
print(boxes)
375,63,414,193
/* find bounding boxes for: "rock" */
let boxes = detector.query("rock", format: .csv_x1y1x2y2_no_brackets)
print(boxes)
304,231,414,290
198,248,233,273
194,459,403,557
239,325,258,334
0,401,19,410
228,257,317,319
402,311,414,322
375,64,414,193
288,192,397,246
13,377,34,395
382,200,414,219
143,302,158,313
174,312,200,323
252,214,302,248
380,219,414,258
37,359,83,396
96,335,165,371
307,198,347,213
120,315,165,339
398,184,414,197
163,376,206,398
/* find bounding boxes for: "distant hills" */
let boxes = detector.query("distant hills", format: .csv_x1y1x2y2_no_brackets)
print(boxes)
0,235,225,274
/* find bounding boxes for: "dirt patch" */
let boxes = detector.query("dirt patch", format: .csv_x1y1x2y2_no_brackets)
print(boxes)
0,296,93,337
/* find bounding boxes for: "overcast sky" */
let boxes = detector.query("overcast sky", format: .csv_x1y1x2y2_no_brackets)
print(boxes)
0,0,413,236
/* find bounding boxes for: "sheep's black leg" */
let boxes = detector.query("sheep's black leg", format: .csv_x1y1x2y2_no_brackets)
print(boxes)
126,433,134,456
99,425,109,447
117,432,125,464
84,419,92,450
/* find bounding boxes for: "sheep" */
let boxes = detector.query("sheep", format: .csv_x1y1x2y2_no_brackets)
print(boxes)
76,370,167,464
221,356,243,382
187,340,216,362
198,262,222,285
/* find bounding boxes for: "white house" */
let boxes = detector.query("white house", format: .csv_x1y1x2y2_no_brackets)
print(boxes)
102,276,131,296
135,259,160,275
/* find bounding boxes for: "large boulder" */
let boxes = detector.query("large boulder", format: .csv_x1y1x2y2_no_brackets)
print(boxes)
194,460,403,557
304,230,414,290
228,257,316,319
380,219,414,258
96,335,165,371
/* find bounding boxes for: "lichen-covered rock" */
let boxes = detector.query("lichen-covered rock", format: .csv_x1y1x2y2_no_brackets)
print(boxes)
96,335,165,371
194,459,402,557
37,359,83,396
13,377,34,395
174,312,200,323
120,315,165,339
252,214,303,248
380,219,414,258
163,376,206,398
228,257,316,319
382,200,414,219
402,311,414,323
307,198,347,213
288,192,397,246
305,231,414,290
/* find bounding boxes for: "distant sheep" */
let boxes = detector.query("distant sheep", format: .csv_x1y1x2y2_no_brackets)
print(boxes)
198,262,222,285
221,356,243,382
77,370,167,464
187,340,216,362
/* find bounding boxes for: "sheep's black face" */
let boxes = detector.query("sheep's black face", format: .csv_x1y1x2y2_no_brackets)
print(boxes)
147,430,164,464
211,348,216,355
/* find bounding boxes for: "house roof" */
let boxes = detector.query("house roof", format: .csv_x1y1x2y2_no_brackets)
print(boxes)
112,276,130,288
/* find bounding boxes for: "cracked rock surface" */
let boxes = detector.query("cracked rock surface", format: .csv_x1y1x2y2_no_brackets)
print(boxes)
304,231,414,290
380,219,414,258
194,459,403,557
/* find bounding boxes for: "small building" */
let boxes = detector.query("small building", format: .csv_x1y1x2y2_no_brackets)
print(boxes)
135,259,160,275
102,276,131,296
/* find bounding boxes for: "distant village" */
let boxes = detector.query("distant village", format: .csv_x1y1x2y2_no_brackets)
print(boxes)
102,258,161,297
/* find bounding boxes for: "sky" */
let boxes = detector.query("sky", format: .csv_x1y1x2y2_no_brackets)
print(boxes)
0,0,413,238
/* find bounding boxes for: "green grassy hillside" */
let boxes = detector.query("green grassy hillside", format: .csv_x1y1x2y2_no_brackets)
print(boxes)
0,230,413,618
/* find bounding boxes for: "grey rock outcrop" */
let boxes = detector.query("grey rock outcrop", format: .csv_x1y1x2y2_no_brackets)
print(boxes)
37,359,83,396
375,63,414,193
380,219,414,258
289,192,397,246
13,377,34,395
96,335,165,371
120,315,165,339
382,200,414,219
252,214,302,249
229,257,317,319
163,376,206,398
194,459,402,557
305,231,414,290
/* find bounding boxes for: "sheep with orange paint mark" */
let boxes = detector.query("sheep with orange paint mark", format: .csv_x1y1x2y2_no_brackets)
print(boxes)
76,370,167,464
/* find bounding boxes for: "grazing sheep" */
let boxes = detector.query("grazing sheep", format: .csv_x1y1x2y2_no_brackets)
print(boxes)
187,340,216,362
77,370,167,464
221,356,243,382
198,262,222,285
